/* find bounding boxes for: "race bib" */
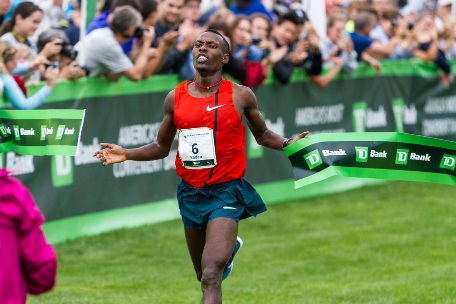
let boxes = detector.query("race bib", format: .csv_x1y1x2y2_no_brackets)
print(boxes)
178,127,216,169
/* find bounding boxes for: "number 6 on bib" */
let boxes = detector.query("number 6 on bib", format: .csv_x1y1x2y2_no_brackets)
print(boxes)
178,127,217,169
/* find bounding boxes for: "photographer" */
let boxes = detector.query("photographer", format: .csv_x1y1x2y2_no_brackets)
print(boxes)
76,6,156,81
37,29,86,81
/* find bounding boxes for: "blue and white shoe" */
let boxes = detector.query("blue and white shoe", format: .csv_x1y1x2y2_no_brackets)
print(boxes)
222,236,243,281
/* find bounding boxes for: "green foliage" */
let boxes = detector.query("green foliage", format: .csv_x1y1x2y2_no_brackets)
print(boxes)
29,181,456,303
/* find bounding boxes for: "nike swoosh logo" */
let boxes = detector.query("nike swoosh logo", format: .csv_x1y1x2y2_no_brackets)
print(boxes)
223,206,237,210
206,104,226,111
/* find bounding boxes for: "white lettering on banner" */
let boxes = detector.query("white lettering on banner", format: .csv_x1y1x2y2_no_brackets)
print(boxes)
0,125,11,134
356,148,368,160
20,128,35,135
118,123,161,147
113,160,163,178
443,156,455,167
410,153,431,161
424,96,456,114
64,128,75,135
6,152,34,175
370,150,387,158
397,152,408,162
306,154,320,165
56,155,72,175
75,137,101,165
365,106,387,128
404,104,417,124
322,149,347,156
422,119,456,136
265,117,285,136
295,104,344,126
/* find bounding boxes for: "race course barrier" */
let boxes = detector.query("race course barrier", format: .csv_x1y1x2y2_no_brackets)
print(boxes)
1,59,456,243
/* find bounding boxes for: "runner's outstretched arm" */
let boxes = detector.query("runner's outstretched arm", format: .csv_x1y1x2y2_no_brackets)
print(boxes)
93,91,177,165
238,85,308,150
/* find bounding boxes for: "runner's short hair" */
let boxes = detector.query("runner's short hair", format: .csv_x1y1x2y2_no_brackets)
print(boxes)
204,29,230,54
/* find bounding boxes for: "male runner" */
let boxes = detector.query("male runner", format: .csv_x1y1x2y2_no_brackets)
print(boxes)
93,29,308,304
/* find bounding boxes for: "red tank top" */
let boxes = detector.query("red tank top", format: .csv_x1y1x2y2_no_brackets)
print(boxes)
174,79,246,188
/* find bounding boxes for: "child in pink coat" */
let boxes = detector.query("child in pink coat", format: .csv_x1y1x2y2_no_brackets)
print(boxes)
0,169,57,303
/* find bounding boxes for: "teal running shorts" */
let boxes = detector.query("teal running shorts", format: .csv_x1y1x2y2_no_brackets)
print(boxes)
177,178,267,230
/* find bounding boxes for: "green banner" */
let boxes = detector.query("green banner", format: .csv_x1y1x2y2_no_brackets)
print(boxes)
285,132,456,188
0,109,85,156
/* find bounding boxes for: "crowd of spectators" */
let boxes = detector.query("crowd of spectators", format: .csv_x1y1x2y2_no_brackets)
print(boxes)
0,0,455,109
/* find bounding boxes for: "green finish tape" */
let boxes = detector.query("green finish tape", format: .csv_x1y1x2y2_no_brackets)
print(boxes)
287,132,456,188
0,109,85,155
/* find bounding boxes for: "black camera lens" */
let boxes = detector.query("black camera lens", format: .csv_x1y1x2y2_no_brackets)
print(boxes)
133,26,144,38
251,36,262,45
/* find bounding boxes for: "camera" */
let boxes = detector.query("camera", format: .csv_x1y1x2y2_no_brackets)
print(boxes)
335,49,342,57
44,61,59,69
133,26,149,38
251,36,262,45
56,40,78,60
408,22,414,30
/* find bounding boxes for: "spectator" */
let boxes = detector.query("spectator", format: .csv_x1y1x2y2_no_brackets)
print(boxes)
76,5,155,81
176,0,205,80
250,12,287,74
320,13,357,74
37,28,85,81
206,7,235,29
350,11,382,71
229,15,270,87
230,15,266,63
0,41,58,109
34,0,64,40
439,14,456,60
411,14,453,88
230,0,273,21
86,0,143,56
142,0,179,77
0,0,11,26
0,1,62,81
152,0,204,76
63,0,81,46
314,13,356,88
0,169,57,303
271,11,323,85
11,42,31,92
270,11,300,84
87,0,141,34
206,19,248,82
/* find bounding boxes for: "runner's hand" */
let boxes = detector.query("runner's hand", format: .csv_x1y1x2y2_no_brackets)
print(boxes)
93,143,127,166
287,131,310,146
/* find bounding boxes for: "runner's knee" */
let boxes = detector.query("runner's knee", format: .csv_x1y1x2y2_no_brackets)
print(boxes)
201,265,223,287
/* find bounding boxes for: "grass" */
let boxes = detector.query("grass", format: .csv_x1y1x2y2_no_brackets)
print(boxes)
29,181,456,304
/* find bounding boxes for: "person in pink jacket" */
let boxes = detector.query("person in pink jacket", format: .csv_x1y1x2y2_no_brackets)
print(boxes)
0,169,57,303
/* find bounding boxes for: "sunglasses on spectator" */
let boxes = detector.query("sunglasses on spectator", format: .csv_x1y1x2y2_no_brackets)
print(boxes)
115,31,132,39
